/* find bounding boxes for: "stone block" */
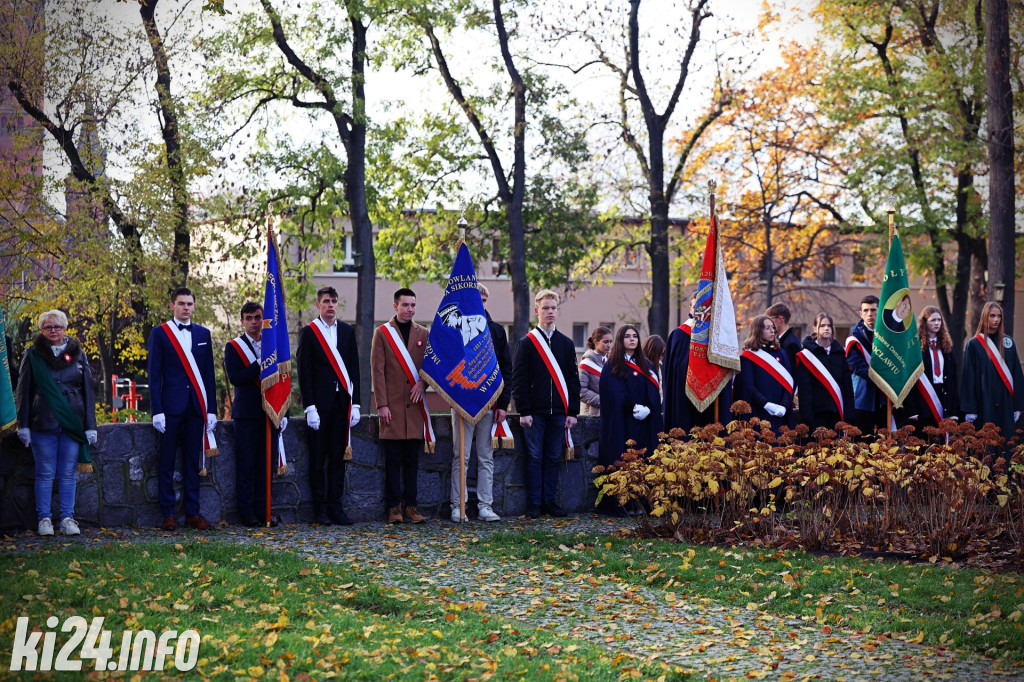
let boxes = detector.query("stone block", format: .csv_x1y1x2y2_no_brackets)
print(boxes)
99,505,136,528
348,463,381,497
75,479,100,523
103,461,127,503
199,486,222,521
128,455,145,482
101,425,132,461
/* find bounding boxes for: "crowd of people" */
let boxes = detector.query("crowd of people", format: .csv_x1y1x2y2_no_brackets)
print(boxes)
9,286,1024,535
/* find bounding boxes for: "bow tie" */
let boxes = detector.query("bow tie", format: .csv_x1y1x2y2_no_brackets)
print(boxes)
177,323,192,332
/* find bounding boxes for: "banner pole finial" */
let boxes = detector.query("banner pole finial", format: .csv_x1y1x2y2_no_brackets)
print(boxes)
457,203,468,243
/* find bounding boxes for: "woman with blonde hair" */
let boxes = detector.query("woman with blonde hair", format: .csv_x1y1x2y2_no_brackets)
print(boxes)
960,302,1024,441
736,315,794,432
16,310,97,536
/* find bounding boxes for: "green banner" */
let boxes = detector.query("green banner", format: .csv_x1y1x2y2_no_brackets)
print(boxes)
0,305,16,435
869,233,924,407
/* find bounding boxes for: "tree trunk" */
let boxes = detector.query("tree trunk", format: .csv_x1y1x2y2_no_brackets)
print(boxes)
140,0,190,284
347,16,375,410
644,85,668,339
985,0,1015,332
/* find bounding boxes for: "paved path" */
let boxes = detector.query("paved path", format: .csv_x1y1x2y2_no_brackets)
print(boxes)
5,517,1023,681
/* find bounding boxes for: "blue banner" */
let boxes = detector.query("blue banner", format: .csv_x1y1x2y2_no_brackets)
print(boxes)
260,228,292,427
420,242,503,424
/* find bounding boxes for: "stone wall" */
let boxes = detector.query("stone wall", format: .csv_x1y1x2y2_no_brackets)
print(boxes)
0,416,603,529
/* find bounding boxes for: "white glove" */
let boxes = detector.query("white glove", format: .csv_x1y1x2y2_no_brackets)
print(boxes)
764,402,786,417
17,428,30,447
305,405,321,431
279,417,288,433
206,413,217,431
965,413,977,423
1015,412,1021,422
153,413,166,433
632,404,651,420
349,404,361,428
85,430,97,445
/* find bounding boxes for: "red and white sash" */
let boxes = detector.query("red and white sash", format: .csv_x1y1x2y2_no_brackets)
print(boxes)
309,320,355,454
916,375,943,424
678,320,693,335
490,410,515,449
741,349,794,395
625,360,661,392
160,323,217,470
844,335,870,364
230,335,287,469
526,329,574,455
976,333,1014,396
579,357,603,378
797,348,844,419
379,323,436,450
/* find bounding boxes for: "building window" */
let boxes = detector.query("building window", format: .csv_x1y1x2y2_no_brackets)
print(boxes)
600,321,615,334
572,322,588,350
851,251,866,284
823,248,839,284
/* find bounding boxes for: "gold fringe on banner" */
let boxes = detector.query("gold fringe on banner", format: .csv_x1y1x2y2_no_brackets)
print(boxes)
77,462,93,474
277,464,289,475
205,447,219,458
261,359,292,429
199,467,208,477
344,444,352,461
563,446,575,461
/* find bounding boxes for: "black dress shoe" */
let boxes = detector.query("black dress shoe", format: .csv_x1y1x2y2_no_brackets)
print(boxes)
240,516,261,528
332,512,354,526
524,506,540,519
542,504,568,518
313,511,332,525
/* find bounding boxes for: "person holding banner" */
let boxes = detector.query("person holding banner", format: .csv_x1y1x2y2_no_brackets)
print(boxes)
598,325,663,466
796,313,854,432
736,315,794,433
448,284,511,523
297,286,359,526
579,327,612,417
846,296,885,437
225,302,285,527
512,289,580,519
371,288,432,524
148,287,217,531
960,302,1024,442
663,291,697,432
16,310,96,536
906,306,958,432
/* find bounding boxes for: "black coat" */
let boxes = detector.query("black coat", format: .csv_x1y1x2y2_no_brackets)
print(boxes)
598,359,664,465
736,347,795,432
486,311,513,411
960,334,1024,441
225,336,264,420
796,336,854,430
778,328,802,373
17,335,96,432
906,342,959,427
297,319,361,412
663,324,692,432
511,328,580,417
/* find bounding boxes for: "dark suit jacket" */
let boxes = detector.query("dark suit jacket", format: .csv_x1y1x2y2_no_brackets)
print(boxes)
225,336,263,420
511,328,581,417
297,319,360,413
148,322,216,418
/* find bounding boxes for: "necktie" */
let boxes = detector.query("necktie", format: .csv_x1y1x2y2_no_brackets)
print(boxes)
930,340,940,381
178,323,191,332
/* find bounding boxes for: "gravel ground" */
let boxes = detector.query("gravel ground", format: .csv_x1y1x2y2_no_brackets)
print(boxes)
4,515,1023,681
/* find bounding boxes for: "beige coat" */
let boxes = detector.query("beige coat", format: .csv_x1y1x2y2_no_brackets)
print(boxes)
370,317,430,440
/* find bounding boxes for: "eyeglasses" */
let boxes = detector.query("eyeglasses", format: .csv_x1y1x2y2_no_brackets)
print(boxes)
42,325,66,332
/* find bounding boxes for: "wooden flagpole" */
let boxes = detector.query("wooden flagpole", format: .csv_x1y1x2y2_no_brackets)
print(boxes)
886,206,895,433
265,415,272,526
456,206,468,523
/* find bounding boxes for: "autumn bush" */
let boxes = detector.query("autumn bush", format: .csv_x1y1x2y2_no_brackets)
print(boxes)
593,407,1022,560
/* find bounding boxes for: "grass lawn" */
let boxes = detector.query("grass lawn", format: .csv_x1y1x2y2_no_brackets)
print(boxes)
0,540,686,680
469,529,1024,663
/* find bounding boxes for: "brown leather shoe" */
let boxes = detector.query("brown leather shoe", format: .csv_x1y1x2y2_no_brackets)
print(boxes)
184,515,212,530
403,505,426,524
387,505,403,524
160,516,177,531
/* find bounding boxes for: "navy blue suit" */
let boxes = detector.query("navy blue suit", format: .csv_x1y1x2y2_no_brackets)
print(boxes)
148,322,217,517
736,348,795,433
225,336,279,523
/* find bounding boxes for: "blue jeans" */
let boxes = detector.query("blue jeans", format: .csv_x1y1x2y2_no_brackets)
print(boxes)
32,429,79,521
523,414,565,508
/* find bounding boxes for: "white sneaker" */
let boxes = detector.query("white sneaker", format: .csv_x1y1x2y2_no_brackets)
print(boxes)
60,518,80,536
478,505,501,522
450,507,463,523
37,518,54,536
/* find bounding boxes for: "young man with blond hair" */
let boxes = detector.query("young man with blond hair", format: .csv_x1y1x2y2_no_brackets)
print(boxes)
511,289,580,518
